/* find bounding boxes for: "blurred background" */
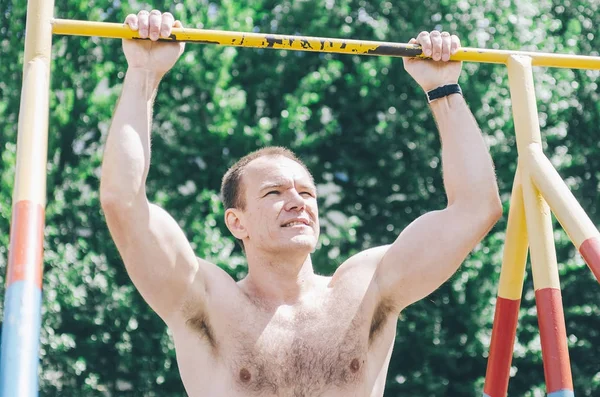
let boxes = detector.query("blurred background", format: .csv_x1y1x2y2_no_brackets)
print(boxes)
1,0,599,395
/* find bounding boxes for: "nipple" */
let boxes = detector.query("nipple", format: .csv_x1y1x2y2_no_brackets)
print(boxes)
239,368,252,383
350,358,361,372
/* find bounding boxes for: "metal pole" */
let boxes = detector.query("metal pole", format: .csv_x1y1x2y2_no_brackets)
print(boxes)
0,0,55,395
507,55,574,397
50,19,600,70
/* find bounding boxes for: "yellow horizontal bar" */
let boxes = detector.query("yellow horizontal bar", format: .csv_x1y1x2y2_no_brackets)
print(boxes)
51,19,600,70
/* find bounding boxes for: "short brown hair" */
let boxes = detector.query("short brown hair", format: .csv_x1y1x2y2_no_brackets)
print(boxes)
220,146,313,211
221,147,313,250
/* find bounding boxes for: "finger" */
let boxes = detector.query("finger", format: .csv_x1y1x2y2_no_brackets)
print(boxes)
137,10,150,38
417,31,431,57
124,14,138,30
441,31,451,61
161,12,175,38
450,34,461,55
173,20,183,28
430,30,442,61
148,10,162,41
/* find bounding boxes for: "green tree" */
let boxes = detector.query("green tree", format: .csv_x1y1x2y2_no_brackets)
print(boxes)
1,0,599,396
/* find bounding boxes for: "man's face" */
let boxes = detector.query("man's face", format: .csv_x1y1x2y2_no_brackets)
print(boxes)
236,155,320,254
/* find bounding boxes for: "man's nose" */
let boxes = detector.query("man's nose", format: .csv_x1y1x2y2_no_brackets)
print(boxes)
284,190,306,211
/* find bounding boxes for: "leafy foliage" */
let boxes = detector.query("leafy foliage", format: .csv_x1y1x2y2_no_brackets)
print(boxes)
1,0,599,395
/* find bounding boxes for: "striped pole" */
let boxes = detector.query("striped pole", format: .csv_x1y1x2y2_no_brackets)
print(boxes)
0,0,54,395
49,19,600,70
526,150,600,282
483,169,529,397
507,55,574,397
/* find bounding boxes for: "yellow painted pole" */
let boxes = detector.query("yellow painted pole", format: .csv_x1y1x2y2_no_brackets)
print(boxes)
507,55,573,395
1,0,54,395
496,170,529,301
484,168,528,397
50,19,600,70
528,149,598,247
527,149,600,282
530,150,599,247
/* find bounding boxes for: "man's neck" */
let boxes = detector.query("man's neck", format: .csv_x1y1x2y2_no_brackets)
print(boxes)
241,250,318,306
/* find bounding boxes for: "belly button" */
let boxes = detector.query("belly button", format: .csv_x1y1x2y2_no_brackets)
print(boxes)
350,358,361,372
239,368,252,383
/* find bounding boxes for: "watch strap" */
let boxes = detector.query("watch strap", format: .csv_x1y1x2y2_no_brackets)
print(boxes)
426,84,462,103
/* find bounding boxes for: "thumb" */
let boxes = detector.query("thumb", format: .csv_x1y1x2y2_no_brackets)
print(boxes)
173,20,186,52
403,38,418,67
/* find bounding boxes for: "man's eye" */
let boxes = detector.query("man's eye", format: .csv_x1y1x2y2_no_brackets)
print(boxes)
266,191,280,196
300,192,314,197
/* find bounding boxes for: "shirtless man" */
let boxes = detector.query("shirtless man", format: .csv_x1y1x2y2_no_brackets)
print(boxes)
100,9,502,397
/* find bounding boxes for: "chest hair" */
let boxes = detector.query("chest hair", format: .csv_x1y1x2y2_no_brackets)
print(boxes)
183,279,395,395
229,305,368,396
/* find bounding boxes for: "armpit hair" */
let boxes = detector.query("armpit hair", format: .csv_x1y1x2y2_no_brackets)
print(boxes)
369,298,398,344
186,311,218,352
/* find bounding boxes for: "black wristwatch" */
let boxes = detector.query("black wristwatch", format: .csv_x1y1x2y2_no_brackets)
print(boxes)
426,84,462,103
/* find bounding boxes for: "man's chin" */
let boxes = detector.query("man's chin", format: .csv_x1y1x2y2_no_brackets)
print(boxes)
287,235,318,252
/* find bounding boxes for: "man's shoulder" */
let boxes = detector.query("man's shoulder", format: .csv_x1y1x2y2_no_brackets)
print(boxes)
169,258,242,321
330,245,389,291
195,257,239,287
330,245,391,287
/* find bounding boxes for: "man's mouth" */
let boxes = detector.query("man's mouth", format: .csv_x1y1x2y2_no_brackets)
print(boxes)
283,221,307,227
281,219,310,227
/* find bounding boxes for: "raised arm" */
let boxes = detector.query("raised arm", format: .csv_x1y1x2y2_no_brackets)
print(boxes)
370,31,502,310
100,11,213,323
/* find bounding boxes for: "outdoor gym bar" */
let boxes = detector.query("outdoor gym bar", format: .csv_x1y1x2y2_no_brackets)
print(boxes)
51,19,600,70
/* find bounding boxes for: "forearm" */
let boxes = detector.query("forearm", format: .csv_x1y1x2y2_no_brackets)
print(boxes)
101,69,161,205
430,94,499,209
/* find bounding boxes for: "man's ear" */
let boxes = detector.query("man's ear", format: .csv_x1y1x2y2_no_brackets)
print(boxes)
225,208,248,240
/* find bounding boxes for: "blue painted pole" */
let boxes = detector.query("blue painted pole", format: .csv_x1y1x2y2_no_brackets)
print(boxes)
0,0,54,394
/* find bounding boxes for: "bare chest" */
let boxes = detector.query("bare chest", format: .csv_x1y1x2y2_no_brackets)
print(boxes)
177,272,396,397
226,304,368,396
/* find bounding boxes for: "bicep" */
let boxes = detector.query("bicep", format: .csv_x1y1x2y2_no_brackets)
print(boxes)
375,205,495,309
103,197,207,322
